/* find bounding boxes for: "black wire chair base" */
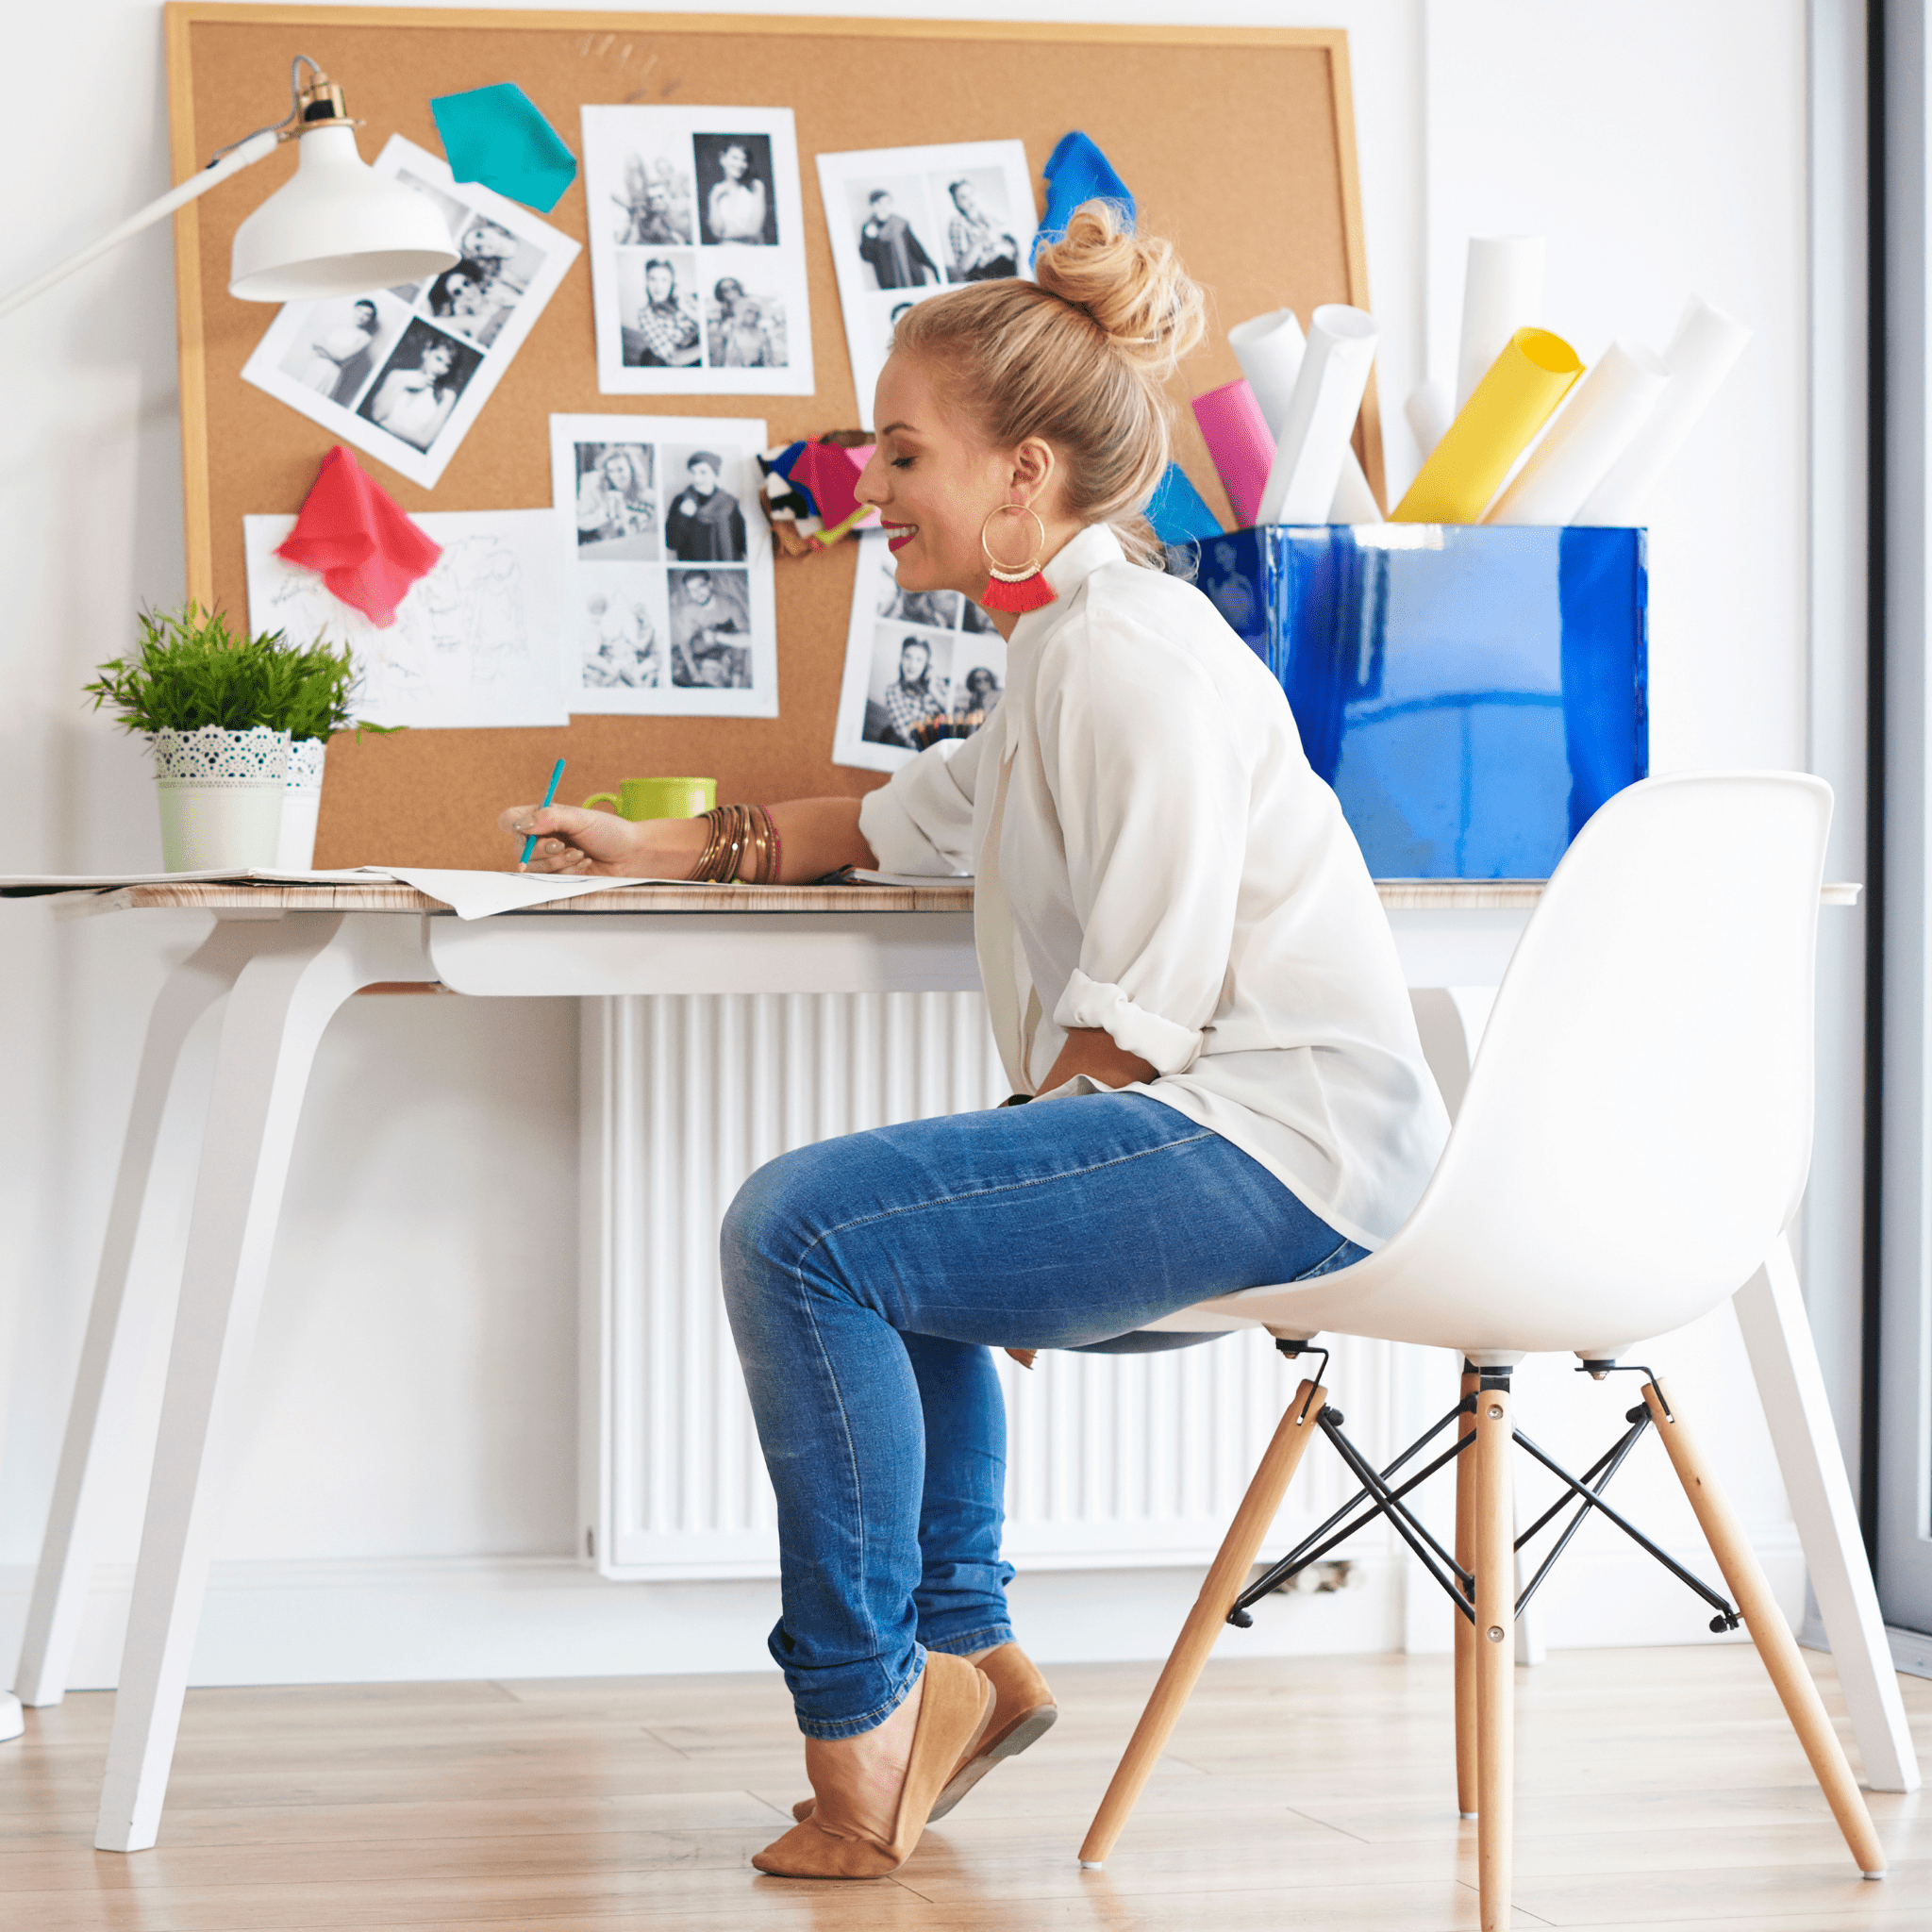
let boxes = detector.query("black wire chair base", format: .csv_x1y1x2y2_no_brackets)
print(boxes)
1227,1357,1740,1635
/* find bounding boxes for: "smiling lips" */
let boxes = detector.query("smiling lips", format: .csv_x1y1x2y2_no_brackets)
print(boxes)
883,522,918,553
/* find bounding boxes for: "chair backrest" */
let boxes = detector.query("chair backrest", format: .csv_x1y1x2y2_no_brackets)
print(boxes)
1393,772,1830,1352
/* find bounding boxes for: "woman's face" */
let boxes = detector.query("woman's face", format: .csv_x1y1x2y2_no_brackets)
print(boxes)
688,461,719,496
448,276,486,318
422,341,455,379
858,353,1048,601
899,641,931,683
353,302,377,329
604,452,634,491
720,145,749,181
645,264,674,305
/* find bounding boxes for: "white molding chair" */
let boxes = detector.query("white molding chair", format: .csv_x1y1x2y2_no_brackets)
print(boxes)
1076,773,1889,1930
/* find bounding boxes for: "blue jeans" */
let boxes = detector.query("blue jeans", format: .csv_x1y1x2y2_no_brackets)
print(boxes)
719,1091,1366,1739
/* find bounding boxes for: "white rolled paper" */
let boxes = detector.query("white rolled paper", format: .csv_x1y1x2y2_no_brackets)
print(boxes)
1406,379,1454,462
1485,341,1670,525
1231,305,1383,523
1456,235,1544,411
1574,296,1752,525
1256,304,1380,525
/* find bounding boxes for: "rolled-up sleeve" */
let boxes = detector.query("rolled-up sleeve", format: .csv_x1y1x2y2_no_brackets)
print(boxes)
1039,622,1249,1075
857,724,992,874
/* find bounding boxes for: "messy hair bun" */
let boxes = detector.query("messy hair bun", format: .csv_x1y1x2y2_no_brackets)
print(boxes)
891,200,1207,565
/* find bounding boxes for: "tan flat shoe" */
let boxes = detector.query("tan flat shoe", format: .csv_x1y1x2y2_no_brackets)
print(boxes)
791,1642,1058,1824
752,1652,994,1879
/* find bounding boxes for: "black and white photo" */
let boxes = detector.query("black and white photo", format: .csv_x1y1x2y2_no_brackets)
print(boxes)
931,168,1022,282
669,567,753,688
356,321,481,454
574,442,659,561
663,444,749,562
694,133,777,245
552,412,777,717
817,141,1036,429
834,531,1010,770
583,106,812,395
242,136,578,487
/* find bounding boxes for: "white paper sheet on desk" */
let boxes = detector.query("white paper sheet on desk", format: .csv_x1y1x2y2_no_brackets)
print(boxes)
245,511,568,729
848,869,973,888
363,868,660,919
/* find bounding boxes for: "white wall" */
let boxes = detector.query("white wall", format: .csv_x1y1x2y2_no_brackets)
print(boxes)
0,0,1826,1687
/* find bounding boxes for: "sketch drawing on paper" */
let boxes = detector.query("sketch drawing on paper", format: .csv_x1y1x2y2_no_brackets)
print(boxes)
243,510,569,730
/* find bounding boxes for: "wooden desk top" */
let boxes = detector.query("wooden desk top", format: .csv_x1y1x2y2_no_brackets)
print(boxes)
2,879,1861,915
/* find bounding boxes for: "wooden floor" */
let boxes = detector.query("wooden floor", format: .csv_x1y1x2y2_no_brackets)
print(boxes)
2,1645,1927,1929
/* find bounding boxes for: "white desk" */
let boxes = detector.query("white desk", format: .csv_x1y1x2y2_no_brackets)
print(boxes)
0,876,1910,1854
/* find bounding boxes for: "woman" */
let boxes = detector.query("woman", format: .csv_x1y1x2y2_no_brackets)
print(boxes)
950,660,1002,725
632,258,702,368
943,179,1018,282
302,299,377,405
575,447,656,548
876,635,941,748
501,203,1448,1880
708,277,775,368
664,453,746,562
364,336,462,451
707,141,770,244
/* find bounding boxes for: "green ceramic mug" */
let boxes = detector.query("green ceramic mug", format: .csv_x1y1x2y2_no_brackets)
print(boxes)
582,776,717,821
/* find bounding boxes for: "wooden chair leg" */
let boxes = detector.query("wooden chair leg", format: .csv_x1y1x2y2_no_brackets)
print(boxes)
1474,1382,1515,1932
1077,1377,1327,1868
1454,1364,1478,1818
1642,1384,1887,1877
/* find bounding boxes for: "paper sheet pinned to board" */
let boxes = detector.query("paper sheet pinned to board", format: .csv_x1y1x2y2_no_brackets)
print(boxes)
246,510,569,729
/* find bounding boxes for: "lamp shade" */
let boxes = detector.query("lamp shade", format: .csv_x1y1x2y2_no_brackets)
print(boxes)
229,125,458,301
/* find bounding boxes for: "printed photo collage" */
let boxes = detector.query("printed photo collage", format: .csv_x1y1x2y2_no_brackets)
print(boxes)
583,106,814,397
242,137,579,489
552,414,778,719
833,534,1008,774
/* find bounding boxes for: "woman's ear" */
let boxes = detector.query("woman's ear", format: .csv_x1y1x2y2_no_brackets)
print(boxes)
1008,436,1057,507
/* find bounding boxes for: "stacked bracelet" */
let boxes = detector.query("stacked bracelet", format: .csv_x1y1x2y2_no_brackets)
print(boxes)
687,804,782,884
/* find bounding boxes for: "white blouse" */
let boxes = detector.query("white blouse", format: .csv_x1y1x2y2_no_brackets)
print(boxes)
858,523,1449,1248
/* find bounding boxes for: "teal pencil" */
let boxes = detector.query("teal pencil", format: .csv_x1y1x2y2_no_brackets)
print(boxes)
520,758,567,867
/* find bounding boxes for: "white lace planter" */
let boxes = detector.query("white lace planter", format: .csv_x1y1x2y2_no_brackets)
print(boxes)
275,737,327,871
151,725,290,872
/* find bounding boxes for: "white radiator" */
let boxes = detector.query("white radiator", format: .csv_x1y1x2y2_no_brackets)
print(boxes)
580,993,1392,1581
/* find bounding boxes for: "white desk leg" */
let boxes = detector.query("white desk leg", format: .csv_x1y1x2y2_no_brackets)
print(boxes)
14,921,260,1709
1734,1234,1921,1792
93,914,434,1853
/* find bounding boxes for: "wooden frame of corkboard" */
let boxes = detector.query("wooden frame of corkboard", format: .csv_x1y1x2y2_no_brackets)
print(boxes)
163,5,1377,868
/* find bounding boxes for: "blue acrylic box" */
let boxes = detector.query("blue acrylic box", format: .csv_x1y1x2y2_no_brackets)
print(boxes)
1185,525,1648,879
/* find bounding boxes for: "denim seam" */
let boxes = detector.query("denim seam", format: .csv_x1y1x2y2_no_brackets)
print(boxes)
791,1126,1222,1278
923,1624,1014,1657
1294,1236,1360,1282
790,1235,887,1699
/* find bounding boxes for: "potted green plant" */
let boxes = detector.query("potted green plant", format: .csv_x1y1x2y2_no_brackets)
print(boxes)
85,603,391,873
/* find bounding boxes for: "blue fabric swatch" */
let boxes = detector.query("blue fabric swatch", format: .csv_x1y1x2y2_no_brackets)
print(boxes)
1146,462,1224,544
430,84,576,213
1034,131,1136,260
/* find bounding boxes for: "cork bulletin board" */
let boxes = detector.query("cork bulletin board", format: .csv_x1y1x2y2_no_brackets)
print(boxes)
164,6,1377,869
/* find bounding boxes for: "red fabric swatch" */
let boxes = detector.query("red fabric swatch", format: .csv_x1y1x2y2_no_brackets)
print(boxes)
790,441,876,531
275,445,442,628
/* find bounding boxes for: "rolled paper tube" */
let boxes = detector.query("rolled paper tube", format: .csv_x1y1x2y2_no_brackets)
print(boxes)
1406,380,1454,462
1486,341,1669,525
1456,235,1545,411
1191,378,1276,528
1231,306,1381,521
1391,327,1583,524
1574,296,1753,525
1257,305,1379,525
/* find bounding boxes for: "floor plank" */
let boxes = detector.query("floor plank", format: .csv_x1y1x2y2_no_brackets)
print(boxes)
0,1646,1924,1929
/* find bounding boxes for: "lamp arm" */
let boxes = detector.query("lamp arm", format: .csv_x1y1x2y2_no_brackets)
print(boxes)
0,129,280,324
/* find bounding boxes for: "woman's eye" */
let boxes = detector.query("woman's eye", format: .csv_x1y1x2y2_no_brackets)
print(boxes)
891,456,915,470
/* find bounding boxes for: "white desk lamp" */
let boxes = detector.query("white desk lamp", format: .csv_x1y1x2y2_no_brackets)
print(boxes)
0,56,458,320
0,57,454,1752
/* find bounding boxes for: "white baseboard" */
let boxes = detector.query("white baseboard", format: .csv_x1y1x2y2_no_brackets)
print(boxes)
0,1526,1804,1692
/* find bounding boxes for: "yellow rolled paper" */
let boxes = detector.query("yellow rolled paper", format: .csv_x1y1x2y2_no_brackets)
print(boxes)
1391,327,1583,523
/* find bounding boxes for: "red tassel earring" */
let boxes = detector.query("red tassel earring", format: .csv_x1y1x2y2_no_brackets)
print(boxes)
980,504,1058,614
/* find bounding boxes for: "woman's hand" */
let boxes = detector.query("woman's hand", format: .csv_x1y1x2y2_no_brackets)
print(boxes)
498,802,705,876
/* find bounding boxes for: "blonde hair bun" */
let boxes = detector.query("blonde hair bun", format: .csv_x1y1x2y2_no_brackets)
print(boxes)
1032,200,1207,376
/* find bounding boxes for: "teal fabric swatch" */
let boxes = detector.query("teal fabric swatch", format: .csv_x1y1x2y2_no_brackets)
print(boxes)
430,84,576,213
